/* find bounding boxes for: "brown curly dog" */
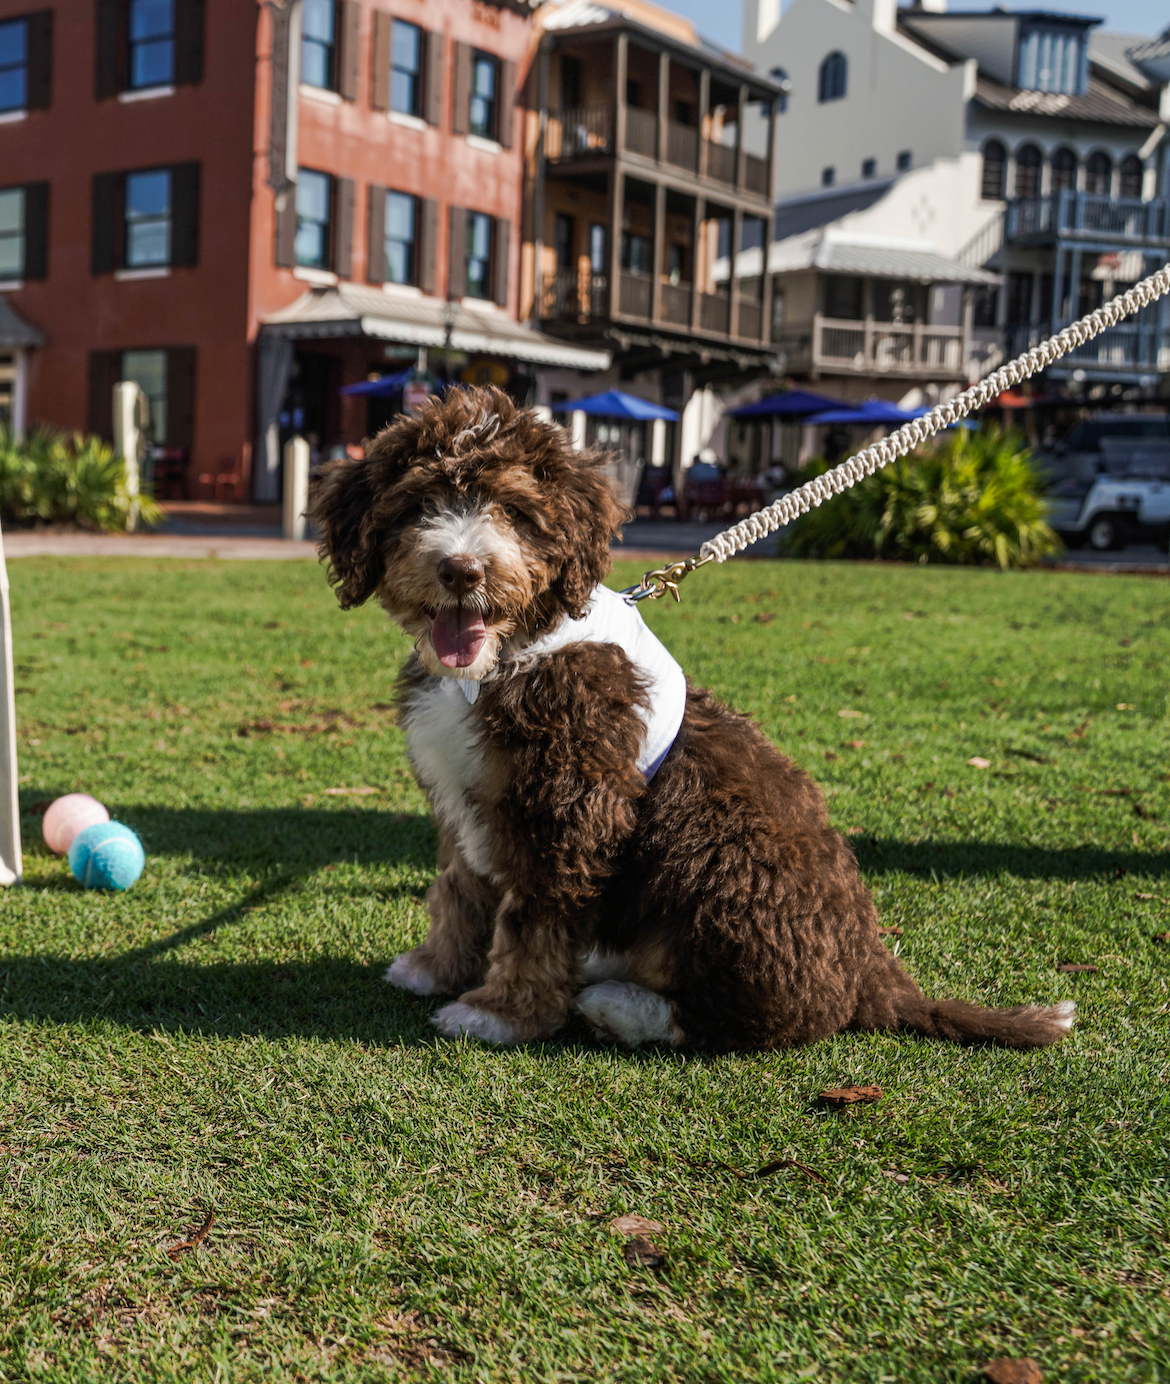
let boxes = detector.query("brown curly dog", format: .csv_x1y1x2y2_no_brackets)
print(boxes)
308,386,1074,1052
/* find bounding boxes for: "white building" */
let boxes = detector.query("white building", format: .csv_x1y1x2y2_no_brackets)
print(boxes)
743,0,1170,400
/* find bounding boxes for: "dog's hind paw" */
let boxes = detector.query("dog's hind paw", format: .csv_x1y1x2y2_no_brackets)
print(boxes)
576,981,683,1048
432,1001,518,1045
384,949,442,996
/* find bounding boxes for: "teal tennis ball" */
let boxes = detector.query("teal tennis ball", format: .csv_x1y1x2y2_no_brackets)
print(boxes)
68,821,145,891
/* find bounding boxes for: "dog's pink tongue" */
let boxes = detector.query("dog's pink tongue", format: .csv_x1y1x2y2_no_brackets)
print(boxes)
431,607,487,668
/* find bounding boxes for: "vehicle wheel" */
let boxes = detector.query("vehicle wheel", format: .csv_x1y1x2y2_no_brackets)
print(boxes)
1087,515,1123,551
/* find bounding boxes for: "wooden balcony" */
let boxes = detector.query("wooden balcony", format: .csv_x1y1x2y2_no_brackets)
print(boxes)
546,106,613,160
776,315,973,378
539,270,766,344
1006,321,1170,376
1005,193,1170,248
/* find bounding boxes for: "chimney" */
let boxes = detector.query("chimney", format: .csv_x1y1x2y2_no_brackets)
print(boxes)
871,0,897,32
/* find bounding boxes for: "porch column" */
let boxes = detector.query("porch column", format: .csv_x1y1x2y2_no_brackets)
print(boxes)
652,180,666,323
697,69,710,179
614,32,628,156
760,209,774,344
690,196,704,331
765,92,778,202
608,166,624,318
735,84,747,191
11,350,27,440
657,50,670,162
961,286,974,382
729,204,743,338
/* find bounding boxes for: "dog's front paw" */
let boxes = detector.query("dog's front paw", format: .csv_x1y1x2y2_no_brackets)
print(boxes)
576,981,682,1048
431,1001,518,1046
384,949,443,996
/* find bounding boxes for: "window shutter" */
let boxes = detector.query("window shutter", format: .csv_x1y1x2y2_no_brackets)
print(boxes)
498,59,515,148
493,217,510,308
91,172,120,274
367,184,386,283
22,182,49,279
174,0,205,86
419,197,437,293
26,11,53,109
274,187,298,267
425,30,443,126
165,347,197,451
370,10,390,111
334,176,355,279
170,162,200,267
447,204,465,298
94,0,121,100
452,41,470,135
87,350,120,441
338,0,360,101
267,5,292,192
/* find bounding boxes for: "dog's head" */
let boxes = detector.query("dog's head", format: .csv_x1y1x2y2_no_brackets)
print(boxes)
308,386,627,679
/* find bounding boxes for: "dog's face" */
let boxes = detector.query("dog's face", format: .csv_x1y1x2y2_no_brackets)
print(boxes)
308,387,627,679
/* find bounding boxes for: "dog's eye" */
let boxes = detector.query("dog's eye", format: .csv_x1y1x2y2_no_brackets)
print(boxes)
502,505,518,520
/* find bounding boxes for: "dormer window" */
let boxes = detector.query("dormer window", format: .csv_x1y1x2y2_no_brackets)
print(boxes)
1016,24,1087,96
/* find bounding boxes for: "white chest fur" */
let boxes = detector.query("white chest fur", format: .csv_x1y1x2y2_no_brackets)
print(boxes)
401,678,494,877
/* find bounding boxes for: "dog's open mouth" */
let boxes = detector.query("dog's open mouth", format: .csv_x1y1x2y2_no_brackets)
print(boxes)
428,606,488,669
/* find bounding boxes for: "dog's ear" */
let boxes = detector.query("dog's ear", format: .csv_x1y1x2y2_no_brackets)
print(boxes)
308,456,384,609
550,456,628,618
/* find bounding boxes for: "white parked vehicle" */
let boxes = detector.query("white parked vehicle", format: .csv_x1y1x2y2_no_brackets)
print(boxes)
1043,416,1170,551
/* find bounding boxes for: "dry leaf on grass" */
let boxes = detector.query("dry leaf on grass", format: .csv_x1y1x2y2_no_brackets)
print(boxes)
755,612,776,625
844,739,866,749
980,1358,1043,1384
1155,931,1170,943
609,1215,663,1237
754,1157,827,1185
623,1236,665,1269
166,1209,214,1260
883,1170,910,1183
878,925,902,937
838,708,865,719
1056,963,1098,973
818,1085,883,1108
846,825,864,835
967,756,992,769
322,786,381,797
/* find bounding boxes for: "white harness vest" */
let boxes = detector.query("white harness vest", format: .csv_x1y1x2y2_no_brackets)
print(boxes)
456,583,686,780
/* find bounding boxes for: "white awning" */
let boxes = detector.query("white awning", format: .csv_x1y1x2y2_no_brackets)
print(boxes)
761,233,1000,285
261,283,610,371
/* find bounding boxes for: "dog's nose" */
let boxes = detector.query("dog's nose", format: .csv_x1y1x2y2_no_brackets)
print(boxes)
437,555,485,598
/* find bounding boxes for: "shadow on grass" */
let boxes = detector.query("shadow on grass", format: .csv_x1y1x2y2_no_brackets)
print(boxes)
854,837,1170,881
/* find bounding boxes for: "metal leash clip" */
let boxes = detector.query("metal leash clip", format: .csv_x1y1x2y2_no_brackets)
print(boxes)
621,553,713,604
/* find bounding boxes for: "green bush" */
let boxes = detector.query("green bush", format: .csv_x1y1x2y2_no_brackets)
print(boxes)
782,425,1061,568
0,425,162,532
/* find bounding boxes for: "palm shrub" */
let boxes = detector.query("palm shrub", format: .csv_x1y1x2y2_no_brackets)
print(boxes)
782,426,1060,568
0,425,162,531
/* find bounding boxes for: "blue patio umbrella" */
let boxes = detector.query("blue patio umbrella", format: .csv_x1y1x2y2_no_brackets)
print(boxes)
550,389,679,421
339,368,414,397
728,389,847,419
806,399,931,426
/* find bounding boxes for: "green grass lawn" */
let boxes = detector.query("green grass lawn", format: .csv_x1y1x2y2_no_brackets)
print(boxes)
2,555,1168,1384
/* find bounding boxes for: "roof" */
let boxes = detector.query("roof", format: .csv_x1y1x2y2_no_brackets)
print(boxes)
972,72,1162,126
767,231,1000,285
772,182,896,242
260,284,610,371
1089,30,1155,92
1127,28,1170,82
0,296,43,348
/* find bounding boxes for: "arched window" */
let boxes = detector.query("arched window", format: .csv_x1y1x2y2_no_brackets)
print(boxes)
1085,150,1112,195
817,51,847,103
981,139,1006,200
1119,155,1143,198
1051,147,1077,192
1014,143,1042,198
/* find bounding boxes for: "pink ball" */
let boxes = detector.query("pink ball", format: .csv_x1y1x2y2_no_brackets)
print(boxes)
43,794,110,855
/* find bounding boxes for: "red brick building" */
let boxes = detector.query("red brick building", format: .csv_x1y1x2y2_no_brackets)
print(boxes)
0,0,605,499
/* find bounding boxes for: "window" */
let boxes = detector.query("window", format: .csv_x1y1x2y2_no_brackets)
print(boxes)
981,139,1006,200
125,169,171,267
302,0,335,91
817,51,846,104
296,170,332,268
1120,155,1143,199
384,190,415,284
470,51,498,139
1051,147,1077,192
121,349,167,444
0,18,27,112
589,222,606,273
561,54,581,108
1085,150,1112,196
861,157,876,179
0,188,23,278
896,150,911,172
554,212,574,270
824,276,863,320
465,210,492,298
1014,144,1042,199
128,0,175,90
1016,25,1085,96
391,19,422,116
1006,270,1034,325
821,166,835,188
620,232,651,274
972,286,998,328
768,67,788,115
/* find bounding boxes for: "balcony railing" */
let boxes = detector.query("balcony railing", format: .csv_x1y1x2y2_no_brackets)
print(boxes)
665,119,698,172
1006,321,1170,373
540,267,609,321
744,152,769,197
660,280,693,326
737,296,763,341
1006,192,1170,246
700,291,731,333
547,105,612,160
776,315,970,376
623,106,658,158
618,270,652,319
705,141,737,185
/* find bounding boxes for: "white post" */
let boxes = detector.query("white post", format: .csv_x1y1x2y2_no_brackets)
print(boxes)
0,520,21,886
570,409,586,451
113,381,145,532
11,349,27,441
282,435,310,540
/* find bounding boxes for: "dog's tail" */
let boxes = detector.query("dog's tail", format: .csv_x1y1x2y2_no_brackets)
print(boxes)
853,944,1075,1049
